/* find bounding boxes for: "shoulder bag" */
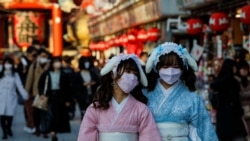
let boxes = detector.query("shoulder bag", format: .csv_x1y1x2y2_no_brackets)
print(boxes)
32,75,49,111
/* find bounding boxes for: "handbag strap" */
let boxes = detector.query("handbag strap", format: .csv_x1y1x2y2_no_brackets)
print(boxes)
43,75,49,95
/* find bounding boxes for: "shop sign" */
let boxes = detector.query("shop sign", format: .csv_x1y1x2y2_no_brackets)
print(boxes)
182,0,218,8
13,11,45,48
88,1,161,38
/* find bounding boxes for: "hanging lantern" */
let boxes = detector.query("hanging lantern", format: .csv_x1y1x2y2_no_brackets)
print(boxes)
186,18,203,35
114,37,121,46
98,41,108,51
209,12,229,32
89,41,97,50
241,5,250,25
137,29,148,43
126,43,137,54
13,11,45,48
147,27,160,42
127,33,136,43
120,34,128,45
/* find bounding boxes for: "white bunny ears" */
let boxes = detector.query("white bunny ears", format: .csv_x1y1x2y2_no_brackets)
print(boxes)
146,42,198,73
100,54,148,87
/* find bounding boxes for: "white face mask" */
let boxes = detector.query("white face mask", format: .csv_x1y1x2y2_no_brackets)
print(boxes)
117,72,139,94
159,67,182,85
39,58,48,64
53,62,61,69
4,64,12,70
84,62,90,69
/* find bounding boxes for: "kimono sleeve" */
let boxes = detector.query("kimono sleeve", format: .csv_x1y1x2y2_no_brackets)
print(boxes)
189,95,218,141
77,105,98,141
138,106,161,141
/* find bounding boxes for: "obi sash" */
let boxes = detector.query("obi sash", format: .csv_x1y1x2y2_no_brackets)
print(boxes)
99,132,138,141
157,122,189,141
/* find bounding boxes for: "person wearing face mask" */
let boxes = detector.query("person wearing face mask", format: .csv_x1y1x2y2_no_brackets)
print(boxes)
73,56,100,119
143,42,218,141
38,56,71,141
77,54,161,141
0,57,28,139
24,48,50,136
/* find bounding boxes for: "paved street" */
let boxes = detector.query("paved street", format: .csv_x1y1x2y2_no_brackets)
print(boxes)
0,105,81,141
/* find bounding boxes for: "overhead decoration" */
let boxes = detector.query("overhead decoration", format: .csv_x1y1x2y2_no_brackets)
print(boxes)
81,0,120,16
186,18,203,35
147,27,160,42
13,11,45,48
209,12,230,32
120,34,128,45
241,5,250,25
59,0,77,13
137,29,148,43
127,33,137,43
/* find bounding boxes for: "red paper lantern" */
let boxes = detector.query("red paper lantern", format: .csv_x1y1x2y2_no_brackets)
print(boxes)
209,12,230,32
241,5,250,25
114,37,121,46
186,18,203,35
120,34,128,45
126,43,137,54
97,41,108,51
147,27,160,42
137,29,148,43
127,33,137,43
13,11,45,48
89,42,97,50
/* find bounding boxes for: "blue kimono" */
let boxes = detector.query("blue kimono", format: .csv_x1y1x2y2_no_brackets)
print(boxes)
143,80,218,141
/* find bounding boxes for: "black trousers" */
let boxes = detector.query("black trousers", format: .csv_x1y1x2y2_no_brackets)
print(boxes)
0,116,13,137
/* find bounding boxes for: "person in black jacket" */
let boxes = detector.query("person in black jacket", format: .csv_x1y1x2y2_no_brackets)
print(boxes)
38,56,71,141
210,58,247,141
73,56,99,119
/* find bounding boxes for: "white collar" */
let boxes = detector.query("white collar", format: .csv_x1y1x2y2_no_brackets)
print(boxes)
112,95,130,113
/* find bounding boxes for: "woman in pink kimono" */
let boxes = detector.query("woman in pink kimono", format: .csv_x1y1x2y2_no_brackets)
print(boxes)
77,54,161,141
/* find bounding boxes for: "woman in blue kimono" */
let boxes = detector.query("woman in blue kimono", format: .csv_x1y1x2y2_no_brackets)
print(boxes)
143,42,218,141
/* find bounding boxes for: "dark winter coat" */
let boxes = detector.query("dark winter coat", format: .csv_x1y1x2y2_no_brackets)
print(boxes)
38,70,71,133
210,58,247,139
73,70,99,110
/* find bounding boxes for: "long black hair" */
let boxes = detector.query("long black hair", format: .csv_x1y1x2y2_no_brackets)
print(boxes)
147,52,196,92
0,57,16,78
93,58,147,110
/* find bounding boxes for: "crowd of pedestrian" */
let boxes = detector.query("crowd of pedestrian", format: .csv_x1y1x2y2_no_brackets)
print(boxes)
1,40,250,141
0,44,100,141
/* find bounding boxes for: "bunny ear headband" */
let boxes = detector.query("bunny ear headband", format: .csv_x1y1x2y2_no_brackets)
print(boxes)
146,42,198,73
100,54,148,87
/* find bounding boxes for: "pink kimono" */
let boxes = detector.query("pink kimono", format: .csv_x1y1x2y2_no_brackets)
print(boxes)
77,95,161,141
